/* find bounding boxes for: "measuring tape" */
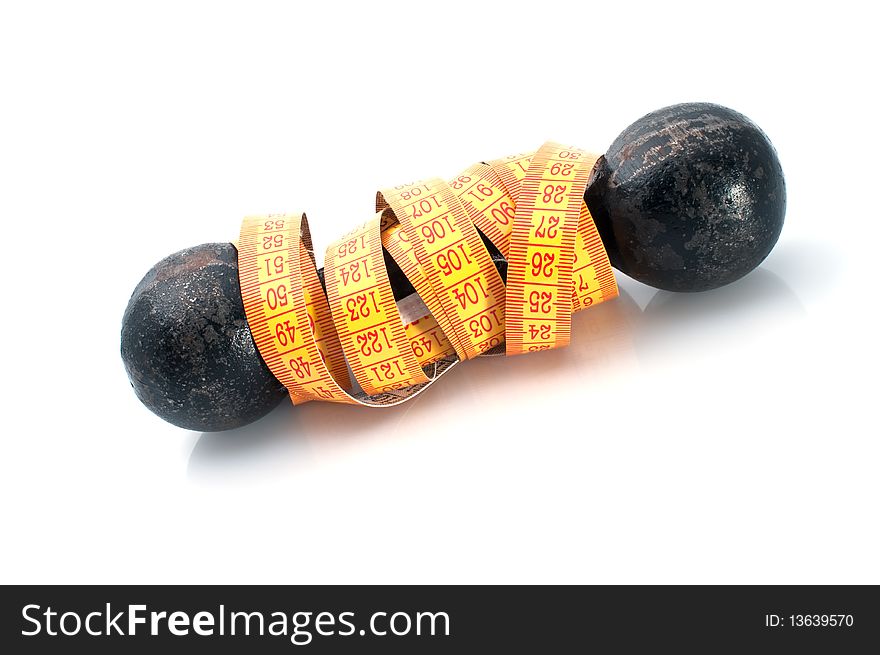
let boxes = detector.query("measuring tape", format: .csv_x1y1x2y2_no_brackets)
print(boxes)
238,142,618,406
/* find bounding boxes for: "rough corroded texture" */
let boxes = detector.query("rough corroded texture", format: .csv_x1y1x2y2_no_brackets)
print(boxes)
121,243,288,431
585,103,785,292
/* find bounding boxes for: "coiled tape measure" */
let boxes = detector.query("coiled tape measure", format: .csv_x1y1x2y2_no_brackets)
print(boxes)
237,142,618,406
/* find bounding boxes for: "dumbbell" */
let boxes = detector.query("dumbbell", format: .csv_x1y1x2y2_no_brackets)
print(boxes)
121,102,785,432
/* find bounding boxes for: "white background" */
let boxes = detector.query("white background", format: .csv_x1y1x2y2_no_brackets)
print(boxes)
1,1,877,584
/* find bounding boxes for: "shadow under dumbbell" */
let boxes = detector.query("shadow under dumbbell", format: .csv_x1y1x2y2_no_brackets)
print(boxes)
633,266,805,361
185,397,305,478
186,259,807,481
187,287,643,480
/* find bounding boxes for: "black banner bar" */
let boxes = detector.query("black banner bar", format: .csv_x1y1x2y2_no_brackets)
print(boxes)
2,585,877,653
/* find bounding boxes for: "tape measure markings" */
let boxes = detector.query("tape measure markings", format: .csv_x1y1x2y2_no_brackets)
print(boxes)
238,142,618,409
488,153,533,203
324,213,429,395
450,163,516,257
504,143,593,355
379,179,507,360
380,220,459,363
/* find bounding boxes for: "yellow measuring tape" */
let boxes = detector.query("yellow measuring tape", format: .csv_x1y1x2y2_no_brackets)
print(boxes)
238,142,618,406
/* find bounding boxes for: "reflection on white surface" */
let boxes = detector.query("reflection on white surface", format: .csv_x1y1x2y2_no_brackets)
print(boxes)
188,289,642,480
644,268,803,323
188,265,805,481
634,267,805,359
